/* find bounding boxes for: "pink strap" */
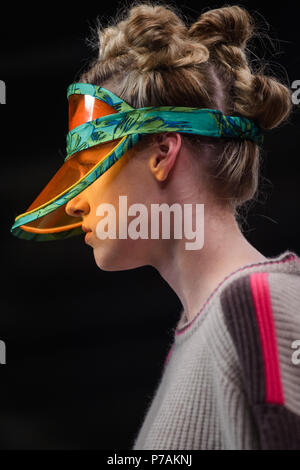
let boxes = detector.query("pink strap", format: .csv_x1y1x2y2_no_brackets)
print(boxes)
250,272,284,404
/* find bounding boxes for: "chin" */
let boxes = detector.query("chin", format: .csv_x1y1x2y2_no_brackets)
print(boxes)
92,244,144,272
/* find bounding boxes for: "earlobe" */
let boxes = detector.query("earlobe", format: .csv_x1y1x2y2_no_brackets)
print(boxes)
148,133,181,182
153,165,169,182
149,154,170,182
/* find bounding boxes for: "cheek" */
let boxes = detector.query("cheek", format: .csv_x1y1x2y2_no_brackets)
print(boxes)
87,154,150,233
87,177,119,224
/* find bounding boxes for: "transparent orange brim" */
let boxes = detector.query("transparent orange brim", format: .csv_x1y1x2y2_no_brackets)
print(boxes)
15,95,122,234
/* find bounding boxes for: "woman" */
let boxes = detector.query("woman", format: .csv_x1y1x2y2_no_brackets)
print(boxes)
11,2,300,449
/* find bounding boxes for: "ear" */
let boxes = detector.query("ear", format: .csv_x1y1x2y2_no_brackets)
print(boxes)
148,133,182,182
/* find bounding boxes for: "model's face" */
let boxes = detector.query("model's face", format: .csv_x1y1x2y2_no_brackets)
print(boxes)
65,142,159,271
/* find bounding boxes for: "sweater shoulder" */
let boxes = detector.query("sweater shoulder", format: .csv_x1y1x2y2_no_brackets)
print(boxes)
220,270,300,339
220,270,300,401
219,270,300,448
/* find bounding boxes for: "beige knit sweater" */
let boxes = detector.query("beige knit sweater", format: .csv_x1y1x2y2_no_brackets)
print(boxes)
132,250,300,450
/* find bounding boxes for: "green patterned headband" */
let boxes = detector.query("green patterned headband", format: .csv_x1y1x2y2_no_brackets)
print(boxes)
66,82,264,162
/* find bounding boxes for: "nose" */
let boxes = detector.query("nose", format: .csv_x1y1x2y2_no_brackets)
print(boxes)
65,195,90,218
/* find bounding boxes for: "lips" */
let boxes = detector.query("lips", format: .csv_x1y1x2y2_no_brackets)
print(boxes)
82,225,92,233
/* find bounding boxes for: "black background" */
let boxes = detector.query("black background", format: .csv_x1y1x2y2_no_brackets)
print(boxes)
1,0,300,449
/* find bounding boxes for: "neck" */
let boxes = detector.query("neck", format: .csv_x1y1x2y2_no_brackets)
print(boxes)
151,209,267,323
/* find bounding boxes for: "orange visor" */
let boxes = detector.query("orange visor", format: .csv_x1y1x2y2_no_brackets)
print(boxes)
10,90,137,241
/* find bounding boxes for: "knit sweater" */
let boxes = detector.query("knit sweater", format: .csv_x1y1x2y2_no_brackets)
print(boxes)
132,250,300,450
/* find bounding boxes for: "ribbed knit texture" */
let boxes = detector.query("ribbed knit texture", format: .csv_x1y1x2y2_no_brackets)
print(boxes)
132,250,300,450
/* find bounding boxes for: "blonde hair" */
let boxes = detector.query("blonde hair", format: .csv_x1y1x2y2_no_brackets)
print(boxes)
78,1,292,223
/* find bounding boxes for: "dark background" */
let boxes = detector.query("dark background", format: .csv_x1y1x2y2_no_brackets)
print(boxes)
1,0,299,449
